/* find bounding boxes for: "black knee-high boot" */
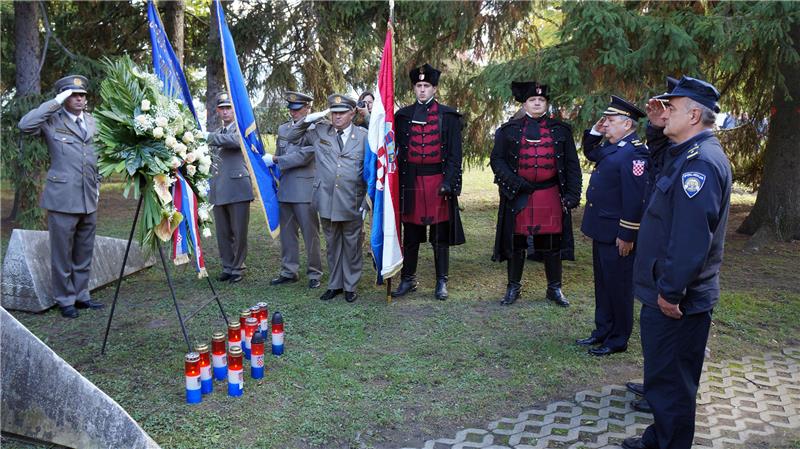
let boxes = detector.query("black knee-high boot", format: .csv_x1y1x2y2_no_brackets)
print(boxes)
433,245,449,300
501,250,526,305
392,243,419,297
544,251,569,307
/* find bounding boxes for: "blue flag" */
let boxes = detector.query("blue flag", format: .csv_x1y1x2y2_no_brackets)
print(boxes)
214,0,281,238
146,0,200,127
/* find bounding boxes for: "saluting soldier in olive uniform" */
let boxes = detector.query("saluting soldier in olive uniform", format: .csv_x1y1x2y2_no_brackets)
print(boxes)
262,91,323,289
282,94,369,303
18,75,104,318
207,92,254,284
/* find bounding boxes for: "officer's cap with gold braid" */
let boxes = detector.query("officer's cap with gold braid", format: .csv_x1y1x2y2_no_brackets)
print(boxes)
284,91,313,110
511,81,549,102
409,63,441,86
54,75,89,94
603,95,645,120
216,92,232,108
327,93,356,112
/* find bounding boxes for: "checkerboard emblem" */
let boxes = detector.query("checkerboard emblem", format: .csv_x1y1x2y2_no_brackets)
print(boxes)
632,159,645,176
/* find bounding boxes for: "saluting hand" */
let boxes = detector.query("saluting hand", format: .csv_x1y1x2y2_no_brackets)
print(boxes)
616,238,634,257
592,116,607,134
646,99,668,128
657,294,683,319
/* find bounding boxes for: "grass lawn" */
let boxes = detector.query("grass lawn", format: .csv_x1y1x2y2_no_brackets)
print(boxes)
1,167,798,449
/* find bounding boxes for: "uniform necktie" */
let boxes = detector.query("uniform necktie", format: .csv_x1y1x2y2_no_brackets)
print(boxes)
337,130,344,150
221,125,228,134
76,117,87,140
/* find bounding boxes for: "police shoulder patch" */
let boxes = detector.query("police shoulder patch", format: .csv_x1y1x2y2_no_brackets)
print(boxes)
681,171,706,198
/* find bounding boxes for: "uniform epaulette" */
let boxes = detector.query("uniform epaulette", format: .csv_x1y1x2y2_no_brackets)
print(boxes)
631,139,645,147
687,143,700,160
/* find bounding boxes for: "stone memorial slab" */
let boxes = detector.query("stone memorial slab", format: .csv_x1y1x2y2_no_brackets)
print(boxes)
1,229,156,312
0,307,160,448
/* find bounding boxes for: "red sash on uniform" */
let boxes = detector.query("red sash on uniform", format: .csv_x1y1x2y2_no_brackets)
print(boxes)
514,118,562,235
402,103,450,225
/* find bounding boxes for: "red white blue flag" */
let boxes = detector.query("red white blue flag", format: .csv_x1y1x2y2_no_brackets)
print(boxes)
365,25,403,284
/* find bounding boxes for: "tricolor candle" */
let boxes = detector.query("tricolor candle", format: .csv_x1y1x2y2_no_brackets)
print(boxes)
227,346,244,397
184,352,202,404
239,309,251,358
250,331,265,379
249,305,260,321
227,322,242,352
244,316,258,360
256,302,269,339
195,343,213,394
271,311,284,356
211,331,227,381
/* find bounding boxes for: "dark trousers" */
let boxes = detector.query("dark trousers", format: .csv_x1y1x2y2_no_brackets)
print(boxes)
641,305,712,449
400,222,450,279
213,201,250,275
590,240,634,349
48,211,97,307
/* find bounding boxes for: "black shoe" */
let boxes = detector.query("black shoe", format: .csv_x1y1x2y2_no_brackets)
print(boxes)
270,275,298,286
60,305,79,318
576,336,602,346
632,398,652,413
434,277,448,300
218,273,232,282
588,345,627,356
391,277,418,297
626,382,645,396
345,291,358,303
308,279,321,289
75,299,104,310
499,282,521,306
621,437,652,449
546,288,570,307
228,274,243,284
320,289,343,301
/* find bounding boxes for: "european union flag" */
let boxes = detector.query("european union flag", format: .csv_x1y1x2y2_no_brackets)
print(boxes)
146,0,199,127
214,0,281,238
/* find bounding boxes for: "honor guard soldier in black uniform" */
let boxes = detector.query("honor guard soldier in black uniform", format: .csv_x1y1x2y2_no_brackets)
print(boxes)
18,75,104,318
577,96,649,356
490,81,582,306
622,76,732,449
391,64,465,300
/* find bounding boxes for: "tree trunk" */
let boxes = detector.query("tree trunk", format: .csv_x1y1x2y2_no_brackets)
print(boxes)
738,21,800,241
162,0,185,65
206,0,223,130
11,1,41,223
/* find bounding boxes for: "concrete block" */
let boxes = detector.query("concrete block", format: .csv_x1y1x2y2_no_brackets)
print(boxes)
0,307,160,448
1,229,156,312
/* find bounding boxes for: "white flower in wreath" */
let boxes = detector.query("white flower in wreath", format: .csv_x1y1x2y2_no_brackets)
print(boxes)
198,204,211,221
202,227,212,238
194,129,205,141
175,143,188,158
170,156,182,169
196,180,210,197
185,151,198,163
196,144,209,156
186,164,197,177
165,135,178,149
152,127,164,139
155,116,169,128
141,99,151,112
182,131,195,144
198,162,210,175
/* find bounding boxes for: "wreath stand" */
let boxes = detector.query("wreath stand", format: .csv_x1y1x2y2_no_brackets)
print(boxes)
100,192,229,355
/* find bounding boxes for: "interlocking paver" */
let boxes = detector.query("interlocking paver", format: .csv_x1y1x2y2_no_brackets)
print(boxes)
400,347,800,449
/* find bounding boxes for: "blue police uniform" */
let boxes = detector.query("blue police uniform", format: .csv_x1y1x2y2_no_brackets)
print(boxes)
633,124,731,447
581,130,649,351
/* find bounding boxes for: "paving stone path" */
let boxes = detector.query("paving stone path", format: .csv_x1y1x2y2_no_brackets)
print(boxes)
401,347,800,449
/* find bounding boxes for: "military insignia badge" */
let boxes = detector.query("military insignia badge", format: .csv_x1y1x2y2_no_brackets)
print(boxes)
335,96,342,104
536,87,542,95
289,94,297,101
632,160,645,176
221,94,229,100
681,172,706,198
74,77,84,87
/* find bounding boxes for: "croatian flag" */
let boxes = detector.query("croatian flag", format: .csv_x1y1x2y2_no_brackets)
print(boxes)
364,24,403,284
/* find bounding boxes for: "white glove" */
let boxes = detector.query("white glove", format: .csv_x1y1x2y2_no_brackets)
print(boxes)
262,153,275,167
55,89,74,104
304,109,330,123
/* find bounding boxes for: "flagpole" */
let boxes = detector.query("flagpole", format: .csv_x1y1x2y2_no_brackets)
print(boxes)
386,0,396,304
